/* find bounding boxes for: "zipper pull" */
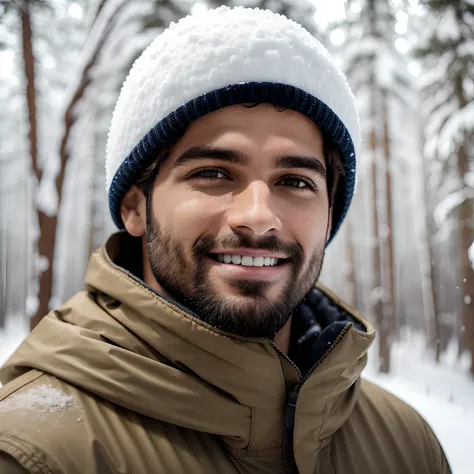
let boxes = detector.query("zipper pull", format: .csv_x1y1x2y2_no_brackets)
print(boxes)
285,385,300,432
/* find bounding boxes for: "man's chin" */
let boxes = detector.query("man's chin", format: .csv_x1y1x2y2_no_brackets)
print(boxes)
210,278,282,300
184,285,293,337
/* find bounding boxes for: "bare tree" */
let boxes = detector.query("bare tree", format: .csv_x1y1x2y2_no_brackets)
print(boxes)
4,0,53,329
417,0,474,374
29,0,131,327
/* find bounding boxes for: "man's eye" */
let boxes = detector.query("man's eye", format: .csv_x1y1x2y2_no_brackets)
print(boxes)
279,177,315,191
193,169,228,180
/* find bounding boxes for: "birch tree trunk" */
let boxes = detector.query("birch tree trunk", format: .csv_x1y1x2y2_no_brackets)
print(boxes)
418,124,441,360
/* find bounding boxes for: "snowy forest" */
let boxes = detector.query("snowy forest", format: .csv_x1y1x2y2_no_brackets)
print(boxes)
0,0,473,468
2,0,473,372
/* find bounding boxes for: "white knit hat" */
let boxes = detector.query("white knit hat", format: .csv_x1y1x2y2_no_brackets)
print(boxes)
106,6,359,242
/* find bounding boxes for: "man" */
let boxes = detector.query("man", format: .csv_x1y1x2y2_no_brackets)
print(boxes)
0,6,450,474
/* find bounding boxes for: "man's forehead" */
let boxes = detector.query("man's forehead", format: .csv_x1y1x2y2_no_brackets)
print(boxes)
168,104,325,161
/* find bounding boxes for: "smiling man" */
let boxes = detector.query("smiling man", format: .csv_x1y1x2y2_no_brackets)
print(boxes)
0,6,450,474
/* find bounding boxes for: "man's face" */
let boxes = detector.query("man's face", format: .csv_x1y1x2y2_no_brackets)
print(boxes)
143,104,331,338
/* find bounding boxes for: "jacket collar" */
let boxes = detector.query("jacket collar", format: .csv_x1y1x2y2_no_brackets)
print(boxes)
1,232,375,460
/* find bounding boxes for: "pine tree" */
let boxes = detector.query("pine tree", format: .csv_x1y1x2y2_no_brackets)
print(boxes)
0,0,57,328
52,0,189,305
333,0,419,372
417,0,474,375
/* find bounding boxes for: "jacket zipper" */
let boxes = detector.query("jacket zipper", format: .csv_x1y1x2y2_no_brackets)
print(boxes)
283,384,301,473
278,322,353,473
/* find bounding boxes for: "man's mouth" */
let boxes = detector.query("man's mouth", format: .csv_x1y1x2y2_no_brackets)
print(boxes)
208,254,290,267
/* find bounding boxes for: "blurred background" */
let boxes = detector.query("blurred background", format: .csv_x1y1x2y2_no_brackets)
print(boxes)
0,0,473,471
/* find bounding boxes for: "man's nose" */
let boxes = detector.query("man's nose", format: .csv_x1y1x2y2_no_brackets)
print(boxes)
227,181,282,236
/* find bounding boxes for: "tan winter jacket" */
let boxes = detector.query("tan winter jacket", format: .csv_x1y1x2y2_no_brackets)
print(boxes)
0,233,451,474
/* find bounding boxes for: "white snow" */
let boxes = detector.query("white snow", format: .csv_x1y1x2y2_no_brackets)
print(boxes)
0,50,15,80
25,295,39,318
0,385,75,415
469,241,474,270
433,187,472,227
437,101,474,159
464,171,474,189
191,2,208,16
68,3,83,20
435,7,461,42
0,315,29,369
36,170,59,216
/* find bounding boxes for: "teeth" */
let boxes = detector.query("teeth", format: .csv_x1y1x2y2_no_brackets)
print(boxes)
214,254,280,267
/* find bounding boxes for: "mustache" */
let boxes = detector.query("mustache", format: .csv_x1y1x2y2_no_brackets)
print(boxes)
193,232,305,266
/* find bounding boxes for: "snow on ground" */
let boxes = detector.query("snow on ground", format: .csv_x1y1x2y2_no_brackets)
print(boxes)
0,317,472,472
0,314,29,368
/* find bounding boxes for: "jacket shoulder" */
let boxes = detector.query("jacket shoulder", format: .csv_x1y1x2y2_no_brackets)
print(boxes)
358,378,441,436
358,378,424,421
339,378,451,474
0,370,89,474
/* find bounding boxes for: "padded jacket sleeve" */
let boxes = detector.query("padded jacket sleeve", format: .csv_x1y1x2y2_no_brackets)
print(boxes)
423,419,452,474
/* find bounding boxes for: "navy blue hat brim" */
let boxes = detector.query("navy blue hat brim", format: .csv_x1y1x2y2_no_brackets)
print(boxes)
108,82,356,244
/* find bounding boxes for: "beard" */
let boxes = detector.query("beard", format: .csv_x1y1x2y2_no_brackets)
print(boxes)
145,203,326,339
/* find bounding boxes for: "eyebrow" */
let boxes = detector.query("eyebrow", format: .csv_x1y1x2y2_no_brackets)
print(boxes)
276,155,326,180
173,146,249,167
173,146,326,180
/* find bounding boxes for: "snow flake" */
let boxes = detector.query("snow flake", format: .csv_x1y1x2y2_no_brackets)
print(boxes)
0,385,78,417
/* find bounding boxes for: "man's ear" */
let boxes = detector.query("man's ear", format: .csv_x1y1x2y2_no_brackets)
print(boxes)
121,185,147,237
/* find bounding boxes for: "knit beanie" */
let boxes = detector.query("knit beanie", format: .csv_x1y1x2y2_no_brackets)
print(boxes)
106,6,359,243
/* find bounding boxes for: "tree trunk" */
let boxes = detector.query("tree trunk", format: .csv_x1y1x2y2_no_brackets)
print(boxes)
30,213,58,329
418,123,441,360
21,6,37,178
455,74,474,375
458,166,474,376
21,5,55,329
0,222,7,328
378,88,395,373
369,110,386,371
365,0,391,373
30,1,129,327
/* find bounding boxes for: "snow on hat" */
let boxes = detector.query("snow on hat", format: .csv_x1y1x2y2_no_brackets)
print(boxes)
106,6,359,243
